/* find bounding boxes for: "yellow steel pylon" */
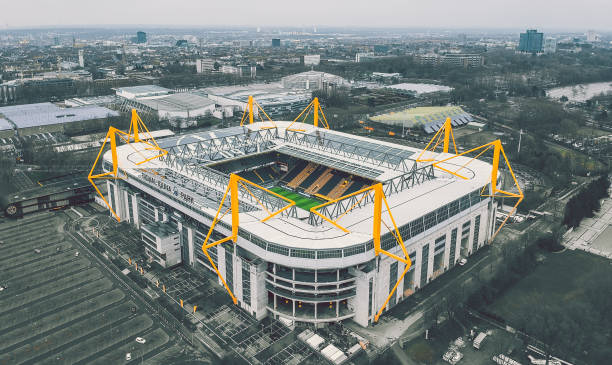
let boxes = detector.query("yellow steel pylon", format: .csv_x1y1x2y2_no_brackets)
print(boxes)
239,95,277,129
287,97,330,131
310,183,411,322
88,109,167,221
433,139,524,241
416,117,458,162
201,174,296,304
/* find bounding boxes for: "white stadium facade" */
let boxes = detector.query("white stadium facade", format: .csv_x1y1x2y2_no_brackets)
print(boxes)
103,121,497,327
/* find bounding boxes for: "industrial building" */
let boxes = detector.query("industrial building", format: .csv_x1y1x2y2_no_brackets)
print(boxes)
369,106,473,134
281,71,349,91
116,85,172,100
0,102,119,136
121,92,216,121
204,83,311,117
102,119,496,327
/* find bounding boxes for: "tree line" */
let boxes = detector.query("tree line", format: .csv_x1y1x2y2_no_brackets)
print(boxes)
563,175,610,228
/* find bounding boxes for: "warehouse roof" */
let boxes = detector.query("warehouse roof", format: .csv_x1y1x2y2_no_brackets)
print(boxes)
137,92,215,112
0,103,119,129
116,85,171,96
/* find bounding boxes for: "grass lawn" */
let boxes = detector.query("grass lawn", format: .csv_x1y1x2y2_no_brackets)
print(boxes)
489,250,611,325
269,186,323,211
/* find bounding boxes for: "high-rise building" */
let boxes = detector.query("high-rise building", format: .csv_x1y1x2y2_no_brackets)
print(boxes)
78,49,84,68
586,30,600,43
136,31,147,44
517,29,543,54
271,38,281,47
544,37,557,54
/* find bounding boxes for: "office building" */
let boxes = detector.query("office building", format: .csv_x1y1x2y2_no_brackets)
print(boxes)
136,31,147,44
518,29,544,54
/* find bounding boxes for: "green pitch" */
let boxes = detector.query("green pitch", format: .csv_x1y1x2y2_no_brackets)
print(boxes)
269,186,323,211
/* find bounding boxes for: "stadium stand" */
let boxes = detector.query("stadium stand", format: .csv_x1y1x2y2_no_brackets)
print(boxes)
305,168,333,194
298,165,326,190
317,171,345,197
327,177,353,199
281,160,307,183
288,162,317,188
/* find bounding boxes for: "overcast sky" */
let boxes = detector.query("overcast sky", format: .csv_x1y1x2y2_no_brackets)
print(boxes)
2,0,610,31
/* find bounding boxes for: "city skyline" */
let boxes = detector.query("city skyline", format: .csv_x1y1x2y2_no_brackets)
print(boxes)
2,0,612,31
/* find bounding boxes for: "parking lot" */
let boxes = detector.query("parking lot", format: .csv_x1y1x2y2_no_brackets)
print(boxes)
83,205,319,365
0,212,198,364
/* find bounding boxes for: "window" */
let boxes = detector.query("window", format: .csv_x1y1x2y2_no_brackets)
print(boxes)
449,199,460,216
226,251,233,289
290,248,315,259
459,195,471,211
343,245,365,256
449,228,457,266
420,243,429,285
436,205,449,223
410,218,424,236
251,235,268,250
473,215,481,248
424,211,437,231
268,243,289,256
317,249,342,259
242,264,251,305
381,234,397,251
368,279,373,317
389,261,398,305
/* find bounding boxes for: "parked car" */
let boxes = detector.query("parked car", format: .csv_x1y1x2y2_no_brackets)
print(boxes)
135,337,146,344
125,353,132,361
459,258,467,266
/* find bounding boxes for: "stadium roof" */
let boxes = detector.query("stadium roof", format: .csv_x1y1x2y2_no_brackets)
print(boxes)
0,103,119,129
107,121,492,254
0,118,12,131
203,83,311,105
136,92,215,112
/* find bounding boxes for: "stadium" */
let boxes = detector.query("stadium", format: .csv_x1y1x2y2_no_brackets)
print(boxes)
97,105,503,328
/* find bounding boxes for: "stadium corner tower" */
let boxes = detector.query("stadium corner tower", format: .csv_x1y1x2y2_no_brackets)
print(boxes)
103,120,496,327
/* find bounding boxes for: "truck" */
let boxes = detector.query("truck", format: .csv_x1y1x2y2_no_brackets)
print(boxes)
473,332,487,349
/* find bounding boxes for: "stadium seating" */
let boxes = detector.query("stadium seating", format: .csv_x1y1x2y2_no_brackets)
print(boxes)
343,179,367,195
298,165,326,190
305,168,333,194
287,162,317,188
322,174,349,198
281,160,307,183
